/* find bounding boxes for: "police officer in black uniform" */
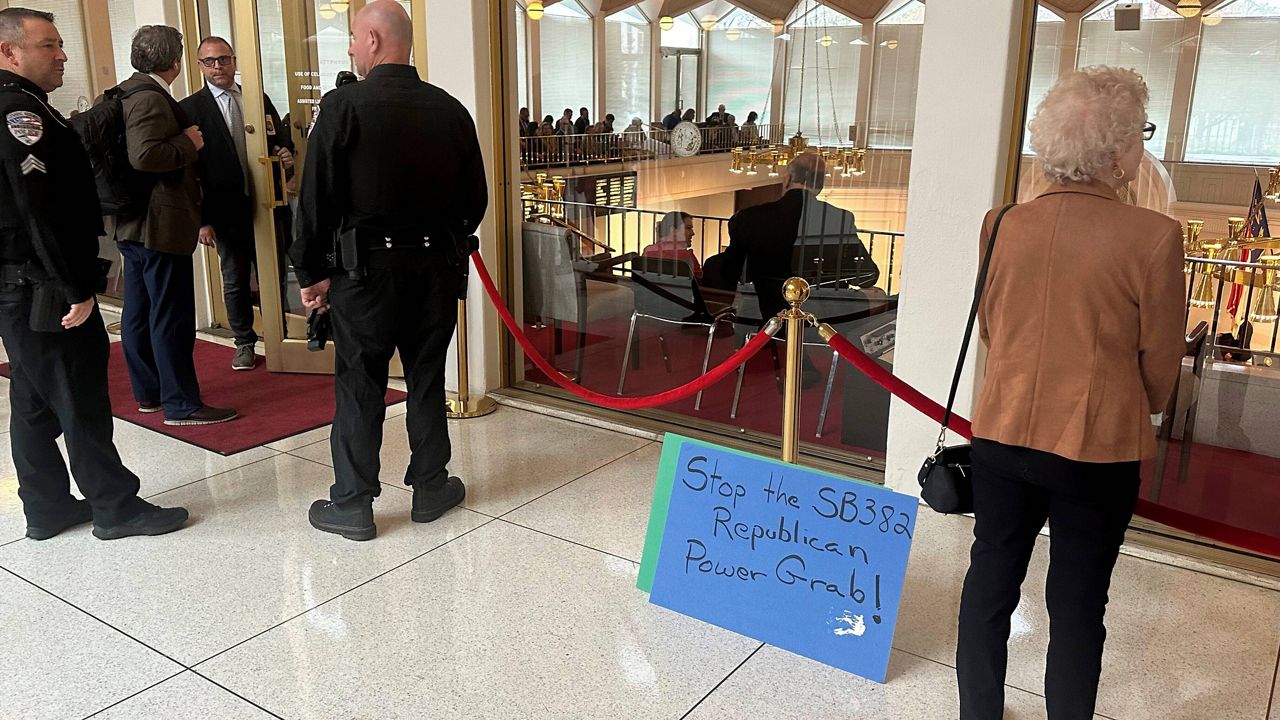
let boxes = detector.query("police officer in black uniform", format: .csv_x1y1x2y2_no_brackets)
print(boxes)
0,8,188,540
292,0,487,541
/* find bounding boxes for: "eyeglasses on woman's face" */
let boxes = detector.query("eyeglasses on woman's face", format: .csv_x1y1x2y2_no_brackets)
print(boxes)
1142,122,1157,142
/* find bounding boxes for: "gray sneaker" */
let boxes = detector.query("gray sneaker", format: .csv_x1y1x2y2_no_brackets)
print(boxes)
232,344,256,371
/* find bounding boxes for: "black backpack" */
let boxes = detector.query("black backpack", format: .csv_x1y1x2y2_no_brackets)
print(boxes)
70,84,166,217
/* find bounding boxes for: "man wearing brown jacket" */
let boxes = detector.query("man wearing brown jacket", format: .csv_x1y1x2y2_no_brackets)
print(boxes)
112,25,235,426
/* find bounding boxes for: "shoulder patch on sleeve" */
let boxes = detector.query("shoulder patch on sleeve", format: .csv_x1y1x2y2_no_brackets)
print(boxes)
6,110,43,146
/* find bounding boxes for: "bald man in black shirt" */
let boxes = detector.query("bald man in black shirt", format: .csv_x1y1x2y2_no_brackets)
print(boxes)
292,0,487,541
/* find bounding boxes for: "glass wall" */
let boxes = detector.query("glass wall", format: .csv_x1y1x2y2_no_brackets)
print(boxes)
784,5,860,143
1078,0,1181,156
706,10,774,126
538,0,593,123
1184,0,1280,164
868,0,925,149
507,0,925,470
604,7,650,128
515,4,529,112
1017,0,1280,549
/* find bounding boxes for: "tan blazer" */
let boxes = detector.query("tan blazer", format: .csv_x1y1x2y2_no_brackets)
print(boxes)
111,73,201,256
971,180,1186,463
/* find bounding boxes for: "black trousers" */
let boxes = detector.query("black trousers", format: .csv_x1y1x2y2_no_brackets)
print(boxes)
0,283,146,526
214,213,292,347
957,439,1140,720
327,249,458,506
118,242,201,419
214,223,259,348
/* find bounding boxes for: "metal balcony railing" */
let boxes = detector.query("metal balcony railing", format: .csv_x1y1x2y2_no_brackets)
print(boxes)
518,123,786,171
528,199,904,297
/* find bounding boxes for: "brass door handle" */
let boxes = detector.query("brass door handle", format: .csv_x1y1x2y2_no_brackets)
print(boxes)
257,155,289,209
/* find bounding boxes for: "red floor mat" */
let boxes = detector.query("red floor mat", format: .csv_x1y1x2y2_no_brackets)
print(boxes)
0,339,406,455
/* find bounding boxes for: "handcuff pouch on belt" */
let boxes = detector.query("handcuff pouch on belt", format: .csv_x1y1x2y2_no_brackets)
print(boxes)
0,263,65,333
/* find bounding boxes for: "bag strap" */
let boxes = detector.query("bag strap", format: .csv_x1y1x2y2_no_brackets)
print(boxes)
937,203,1016,443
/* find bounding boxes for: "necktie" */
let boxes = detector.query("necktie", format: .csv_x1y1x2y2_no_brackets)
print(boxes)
227,88,251,196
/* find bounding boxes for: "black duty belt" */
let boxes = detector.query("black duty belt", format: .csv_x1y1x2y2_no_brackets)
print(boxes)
358,230,447,251
0,263,35,286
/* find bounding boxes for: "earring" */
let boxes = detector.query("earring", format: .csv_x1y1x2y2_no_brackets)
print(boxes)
1112,166,1126,181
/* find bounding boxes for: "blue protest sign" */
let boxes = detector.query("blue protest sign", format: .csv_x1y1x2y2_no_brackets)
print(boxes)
646,436,916,683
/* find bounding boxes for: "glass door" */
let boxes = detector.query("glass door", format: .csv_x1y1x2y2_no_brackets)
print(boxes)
221,0,426,372
659,48,701,116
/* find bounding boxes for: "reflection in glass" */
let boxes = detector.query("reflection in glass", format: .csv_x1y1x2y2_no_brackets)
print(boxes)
605,8,651,128
1078,0,1181,155
868,0,925,149
538,0,593,120
510,0,923,467
1185,1,1280,164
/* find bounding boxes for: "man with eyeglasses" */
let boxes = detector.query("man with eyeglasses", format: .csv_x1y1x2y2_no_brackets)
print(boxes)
180,37,293,371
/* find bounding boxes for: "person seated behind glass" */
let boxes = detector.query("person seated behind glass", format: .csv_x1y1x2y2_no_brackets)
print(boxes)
518,106,533,136
662,106,682,130
623,117,646,146
642,211,702,279
740,111,760,144
706,104,729,126
556,108,574,135
681,108,697,123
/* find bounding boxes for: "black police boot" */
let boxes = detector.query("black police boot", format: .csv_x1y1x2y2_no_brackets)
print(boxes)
308,499,376,541
26,499,93,541
92,503,190,540
411,477,466,523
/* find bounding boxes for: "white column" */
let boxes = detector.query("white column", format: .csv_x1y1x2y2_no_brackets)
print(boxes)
883,0,1029,494
427,0,502,396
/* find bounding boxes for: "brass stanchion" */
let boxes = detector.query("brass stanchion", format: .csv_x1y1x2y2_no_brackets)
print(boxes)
445,297,497,419
780,277,813,463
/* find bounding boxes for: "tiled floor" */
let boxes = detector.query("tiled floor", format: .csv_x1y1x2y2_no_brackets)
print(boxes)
0,338,1278,717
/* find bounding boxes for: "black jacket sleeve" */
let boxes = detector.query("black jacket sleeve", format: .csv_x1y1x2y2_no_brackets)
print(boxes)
455,104,488,237
0,100,100,303
290,94,348,288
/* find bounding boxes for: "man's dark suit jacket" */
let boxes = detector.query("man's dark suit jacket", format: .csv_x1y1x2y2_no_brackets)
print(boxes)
720,188,874,322
179,85,291,239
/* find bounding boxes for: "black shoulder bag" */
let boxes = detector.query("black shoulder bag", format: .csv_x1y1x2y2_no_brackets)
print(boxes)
917,203,1015,514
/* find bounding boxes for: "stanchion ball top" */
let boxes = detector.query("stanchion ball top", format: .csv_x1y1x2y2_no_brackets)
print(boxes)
783,277,811,307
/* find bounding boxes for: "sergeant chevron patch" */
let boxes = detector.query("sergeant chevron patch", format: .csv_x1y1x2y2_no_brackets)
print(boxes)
20,154,47,175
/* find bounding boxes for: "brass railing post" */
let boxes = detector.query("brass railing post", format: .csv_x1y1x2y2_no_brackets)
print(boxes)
780,277,813,464
445,297,497,419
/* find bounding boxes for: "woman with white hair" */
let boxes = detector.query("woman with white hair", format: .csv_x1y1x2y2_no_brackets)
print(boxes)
956,66,1186,720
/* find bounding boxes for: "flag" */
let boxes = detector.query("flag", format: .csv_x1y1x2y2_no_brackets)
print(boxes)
1225,178,1272,317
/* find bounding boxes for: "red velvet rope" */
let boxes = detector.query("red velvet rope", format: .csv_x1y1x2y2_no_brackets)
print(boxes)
471,251,777,410
825,333,973,438
825,330,1280,558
